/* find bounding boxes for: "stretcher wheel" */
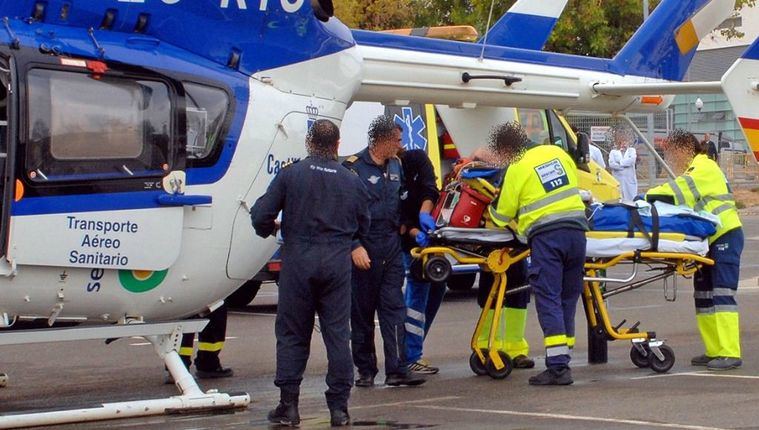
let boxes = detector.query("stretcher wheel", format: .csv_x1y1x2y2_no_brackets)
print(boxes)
469,350,488,376
629,345,651,368
649,345,675,373
485,351,513,379
424,256,452,283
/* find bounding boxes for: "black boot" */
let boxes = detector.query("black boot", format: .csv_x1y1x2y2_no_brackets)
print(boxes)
267,393,300,427
195,366,234,379
385,372,426,386
528,367,573,386
330,408,350,426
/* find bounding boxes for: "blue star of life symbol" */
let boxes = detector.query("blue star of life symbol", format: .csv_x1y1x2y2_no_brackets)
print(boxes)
394,107,427,151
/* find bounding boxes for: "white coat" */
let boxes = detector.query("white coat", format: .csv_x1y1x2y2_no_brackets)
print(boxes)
589,144,606,169
608,147,638,201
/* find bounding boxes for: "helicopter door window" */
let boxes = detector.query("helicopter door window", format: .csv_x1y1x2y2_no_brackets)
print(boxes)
25,69,172,182
183,82,229,161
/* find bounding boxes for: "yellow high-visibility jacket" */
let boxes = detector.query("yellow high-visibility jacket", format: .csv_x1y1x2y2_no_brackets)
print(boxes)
646,154,741,243
488,145,587,239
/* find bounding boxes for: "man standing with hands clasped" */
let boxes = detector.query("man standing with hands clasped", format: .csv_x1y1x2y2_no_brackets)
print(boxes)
251,119,370,427
343,115,426,388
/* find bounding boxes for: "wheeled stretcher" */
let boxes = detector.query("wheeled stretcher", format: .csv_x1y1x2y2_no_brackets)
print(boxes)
411,227,714,379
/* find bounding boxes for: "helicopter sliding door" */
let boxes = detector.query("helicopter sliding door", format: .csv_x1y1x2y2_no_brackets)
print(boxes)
7,63,187,271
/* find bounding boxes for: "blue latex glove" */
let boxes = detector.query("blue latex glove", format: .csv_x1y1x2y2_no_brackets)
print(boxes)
419,212,436,233
415,231,431,247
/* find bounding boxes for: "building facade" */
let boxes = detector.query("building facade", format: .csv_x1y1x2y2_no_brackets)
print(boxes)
671,5,759,150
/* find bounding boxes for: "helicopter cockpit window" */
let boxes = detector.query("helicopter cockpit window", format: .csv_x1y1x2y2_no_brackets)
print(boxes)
183,82,229,160
25,69,172,182
548,110,571,152
517,109,550,146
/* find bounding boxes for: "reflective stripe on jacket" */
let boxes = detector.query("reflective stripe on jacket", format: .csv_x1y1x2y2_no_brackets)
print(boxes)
646,154,742,243
488,145,587,238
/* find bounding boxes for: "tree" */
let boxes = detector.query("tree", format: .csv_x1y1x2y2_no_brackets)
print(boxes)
335,0,413,30
721,0,757,39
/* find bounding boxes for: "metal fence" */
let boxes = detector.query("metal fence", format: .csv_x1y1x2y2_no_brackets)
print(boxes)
567,112,759,190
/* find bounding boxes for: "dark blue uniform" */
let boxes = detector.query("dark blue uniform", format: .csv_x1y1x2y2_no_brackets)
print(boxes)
250,155,370,411
344,149,408,379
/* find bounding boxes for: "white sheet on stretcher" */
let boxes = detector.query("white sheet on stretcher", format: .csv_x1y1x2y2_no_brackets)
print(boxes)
433,227,709,258
585,236,709,257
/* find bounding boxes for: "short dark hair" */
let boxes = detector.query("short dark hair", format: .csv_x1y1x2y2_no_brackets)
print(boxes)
488,121,529,160
306,119,340,158
368,115,401,147
665,129,704,155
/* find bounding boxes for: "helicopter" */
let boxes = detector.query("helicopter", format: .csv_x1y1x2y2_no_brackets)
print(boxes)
0,0,753,427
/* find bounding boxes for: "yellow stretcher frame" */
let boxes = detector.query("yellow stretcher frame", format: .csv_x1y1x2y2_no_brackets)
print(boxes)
411,245,715,379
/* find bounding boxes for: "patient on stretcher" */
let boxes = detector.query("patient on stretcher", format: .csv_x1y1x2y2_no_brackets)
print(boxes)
428,163,718,257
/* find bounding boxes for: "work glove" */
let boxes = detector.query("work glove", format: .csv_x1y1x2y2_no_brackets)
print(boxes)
415,231,431,247
419,212,436,233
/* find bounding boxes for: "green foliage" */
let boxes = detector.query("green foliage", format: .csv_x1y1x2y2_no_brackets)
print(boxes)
720,0,757,39
335,0,413,30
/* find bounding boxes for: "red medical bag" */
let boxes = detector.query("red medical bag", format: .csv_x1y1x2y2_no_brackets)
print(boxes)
431,183,493,229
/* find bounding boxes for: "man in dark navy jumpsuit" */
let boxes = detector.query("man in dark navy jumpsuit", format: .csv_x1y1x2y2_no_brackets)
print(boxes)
344,116,425,388
251,119,370,427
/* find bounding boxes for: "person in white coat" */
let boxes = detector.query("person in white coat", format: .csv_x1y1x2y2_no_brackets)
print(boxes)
588,143,606,169
608,138,638,201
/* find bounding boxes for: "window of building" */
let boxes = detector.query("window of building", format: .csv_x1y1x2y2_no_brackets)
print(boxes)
717,16,742,30
26,69,172,182
183,82,229,160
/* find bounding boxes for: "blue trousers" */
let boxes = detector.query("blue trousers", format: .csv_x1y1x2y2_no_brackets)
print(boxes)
351,238,407,378
275,242,353,410
528,229,586,369
403,251,446,364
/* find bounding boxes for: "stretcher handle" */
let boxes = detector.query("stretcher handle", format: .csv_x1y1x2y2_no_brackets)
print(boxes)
584,262,638,284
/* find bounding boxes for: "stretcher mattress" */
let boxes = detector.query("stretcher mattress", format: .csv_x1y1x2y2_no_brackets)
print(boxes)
585,231,709,257
432,228,709,257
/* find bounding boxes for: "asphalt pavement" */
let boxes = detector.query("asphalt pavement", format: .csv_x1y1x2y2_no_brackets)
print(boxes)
2,216,759,429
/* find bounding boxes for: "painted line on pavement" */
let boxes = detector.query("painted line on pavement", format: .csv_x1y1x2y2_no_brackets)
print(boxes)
632,371,759,381
229,311,276,317
608,304,665,311
129,336,237,346
411,405,727,430
352,396,461,410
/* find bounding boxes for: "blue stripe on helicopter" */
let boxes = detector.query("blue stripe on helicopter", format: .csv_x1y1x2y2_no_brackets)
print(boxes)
11,192,166,216
480,13,558,51
742,38,759,60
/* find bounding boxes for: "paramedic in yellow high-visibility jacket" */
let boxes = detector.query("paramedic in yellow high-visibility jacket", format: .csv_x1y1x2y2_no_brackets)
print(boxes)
487,122,588,386
646,129,744,371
